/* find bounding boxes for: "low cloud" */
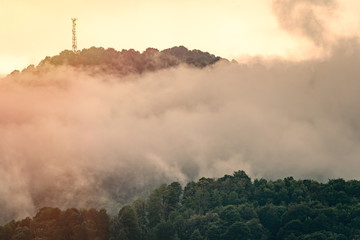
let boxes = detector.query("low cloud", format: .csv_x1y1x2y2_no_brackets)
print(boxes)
1,37,360,223
272,0,337,49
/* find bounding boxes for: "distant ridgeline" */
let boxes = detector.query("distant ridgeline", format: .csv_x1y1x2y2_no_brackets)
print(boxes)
2,170,360,240
10,46,224,76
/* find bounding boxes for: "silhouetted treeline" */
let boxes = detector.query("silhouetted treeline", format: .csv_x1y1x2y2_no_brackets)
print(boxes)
10,46,223,77
0,208,109,240
3,170,360,239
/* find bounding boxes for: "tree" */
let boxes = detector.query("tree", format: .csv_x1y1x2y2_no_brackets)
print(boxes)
190,229,204,240
147,184,167,227
164,182,182,218
151,221,175,240
206,224,221,240
222,221,250,240
116,205,141,240
132,198,147,237
10,227,31,240
258,204,286,235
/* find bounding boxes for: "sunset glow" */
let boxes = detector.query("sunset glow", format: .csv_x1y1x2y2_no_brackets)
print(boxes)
1,0,360,74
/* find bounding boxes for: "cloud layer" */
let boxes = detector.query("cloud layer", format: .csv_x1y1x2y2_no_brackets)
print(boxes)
273,0,337,48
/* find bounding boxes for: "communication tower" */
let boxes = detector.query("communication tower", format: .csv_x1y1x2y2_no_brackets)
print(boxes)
71,18,78,53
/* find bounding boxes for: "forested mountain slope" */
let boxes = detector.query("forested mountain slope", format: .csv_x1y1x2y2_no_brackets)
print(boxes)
2,170,360,240
9,46,223,77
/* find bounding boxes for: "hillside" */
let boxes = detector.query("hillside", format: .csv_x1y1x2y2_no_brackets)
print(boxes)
2,170,360,240
9,46,224,77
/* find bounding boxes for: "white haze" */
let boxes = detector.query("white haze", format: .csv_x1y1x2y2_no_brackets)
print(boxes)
273,0,337,48
1,0,360,224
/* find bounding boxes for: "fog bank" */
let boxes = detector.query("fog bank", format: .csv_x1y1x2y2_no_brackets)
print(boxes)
1,35,360,223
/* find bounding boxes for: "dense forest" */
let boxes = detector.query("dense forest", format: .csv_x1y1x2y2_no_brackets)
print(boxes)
9,46,223,77
2,170,360,240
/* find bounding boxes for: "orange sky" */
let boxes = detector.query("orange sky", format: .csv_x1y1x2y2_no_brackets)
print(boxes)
0,0,359,74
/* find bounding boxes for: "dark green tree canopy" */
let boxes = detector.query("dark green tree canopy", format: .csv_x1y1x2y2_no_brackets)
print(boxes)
3,171,360,240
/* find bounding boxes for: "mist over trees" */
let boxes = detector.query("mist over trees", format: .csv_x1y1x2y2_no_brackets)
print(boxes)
1,38,360,225
2,170,360,240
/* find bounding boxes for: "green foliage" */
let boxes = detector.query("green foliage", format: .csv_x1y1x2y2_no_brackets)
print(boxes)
114,205,141,240
222,221,250,240
0,208,109,240
14,46,223,78
150,221,175,240
10,226,31,240
190,229,203,240
5,170,360,240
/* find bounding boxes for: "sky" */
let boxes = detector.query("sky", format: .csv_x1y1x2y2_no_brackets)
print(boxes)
1,0,360,75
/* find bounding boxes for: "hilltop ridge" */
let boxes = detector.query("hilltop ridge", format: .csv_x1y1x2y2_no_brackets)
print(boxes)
10,46,225,77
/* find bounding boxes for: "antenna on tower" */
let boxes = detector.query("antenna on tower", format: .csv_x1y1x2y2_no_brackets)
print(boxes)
71,18,78,53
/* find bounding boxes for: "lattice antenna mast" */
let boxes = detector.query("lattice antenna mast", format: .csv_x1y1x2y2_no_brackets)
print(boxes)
71,18,78,53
